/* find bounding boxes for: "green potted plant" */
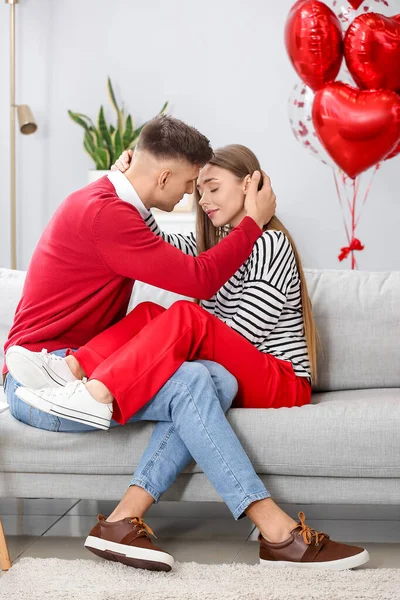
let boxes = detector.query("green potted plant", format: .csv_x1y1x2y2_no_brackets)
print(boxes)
68,77,168,183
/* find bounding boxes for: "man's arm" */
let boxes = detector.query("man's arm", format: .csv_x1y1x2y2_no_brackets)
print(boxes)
93,200,262,300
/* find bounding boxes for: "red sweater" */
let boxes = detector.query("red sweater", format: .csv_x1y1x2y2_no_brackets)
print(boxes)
2,176,262,378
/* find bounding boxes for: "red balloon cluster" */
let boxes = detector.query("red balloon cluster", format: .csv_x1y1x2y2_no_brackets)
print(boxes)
285,0,400,178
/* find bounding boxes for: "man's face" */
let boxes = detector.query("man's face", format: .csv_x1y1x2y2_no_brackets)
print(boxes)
153,159,200,212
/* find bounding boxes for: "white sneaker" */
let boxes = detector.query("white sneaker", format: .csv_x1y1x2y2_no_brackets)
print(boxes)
15,380,113,430
6,346,80,389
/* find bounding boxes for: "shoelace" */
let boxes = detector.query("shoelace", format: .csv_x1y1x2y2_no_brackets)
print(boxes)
292,511,326,546
39,349,87,384
42,379,84,397
40,348,64,363
128,517,157,539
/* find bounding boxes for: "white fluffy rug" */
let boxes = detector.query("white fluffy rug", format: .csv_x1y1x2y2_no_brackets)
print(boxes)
1,558,399,600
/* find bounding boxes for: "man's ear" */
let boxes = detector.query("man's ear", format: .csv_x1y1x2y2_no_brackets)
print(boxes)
159,169,172,189
243,175,252,195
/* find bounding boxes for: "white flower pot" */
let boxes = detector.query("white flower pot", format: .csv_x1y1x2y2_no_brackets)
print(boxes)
88,170,112,184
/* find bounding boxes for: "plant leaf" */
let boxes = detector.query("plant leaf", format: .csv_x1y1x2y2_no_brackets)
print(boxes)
128,133,140,149
84,138,100,168
128,122,146,146
123,115,134,148
84,130,96,154
74,112,96,128
98,106,113,156
68,110,91,131
128,134,141,150
158,101,169,115
94,147,110,170
113,129,123,159
91,126,103,148
118,108,124,136
107,77,120,114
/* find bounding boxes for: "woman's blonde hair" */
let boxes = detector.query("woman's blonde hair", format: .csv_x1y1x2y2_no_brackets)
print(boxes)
194,144,318,385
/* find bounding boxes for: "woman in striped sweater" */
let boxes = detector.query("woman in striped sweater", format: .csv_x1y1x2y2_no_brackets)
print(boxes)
145,144,317,396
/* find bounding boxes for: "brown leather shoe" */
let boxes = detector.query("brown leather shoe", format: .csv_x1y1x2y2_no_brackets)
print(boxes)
84,514,174,572
259,511,370,570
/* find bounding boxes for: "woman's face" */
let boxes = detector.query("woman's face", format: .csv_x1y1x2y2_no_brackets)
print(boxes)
197,164,250,228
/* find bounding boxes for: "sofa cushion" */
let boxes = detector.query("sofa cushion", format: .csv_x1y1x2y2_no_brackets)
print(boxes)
0,269,26,371
305,269,400,392
1,385,399,478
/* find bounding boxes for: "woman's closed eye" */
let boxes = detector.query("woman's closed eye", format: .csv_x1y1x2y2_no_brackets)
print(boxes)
210,189,219,193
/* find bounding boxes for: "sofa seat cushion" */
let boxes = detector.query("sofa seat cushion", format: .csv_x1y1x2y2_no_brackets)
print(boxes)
1,387,399,478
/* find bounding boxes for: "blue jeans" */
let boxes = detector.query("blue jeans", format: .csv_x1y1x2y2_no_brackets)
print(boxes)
4,348,271,519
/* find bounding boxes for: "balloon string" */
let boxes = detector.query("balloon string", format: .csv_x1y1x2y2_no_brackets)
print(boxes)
354,164,379,229
351,178,357,270
333,168,351,245
341,170,353,214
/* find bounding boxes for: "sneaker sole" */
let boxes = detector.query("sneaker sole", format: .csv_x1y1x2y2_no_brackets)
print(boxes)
6,346,68,389
260,548,370,571
84,535,174,572
15,387,111,431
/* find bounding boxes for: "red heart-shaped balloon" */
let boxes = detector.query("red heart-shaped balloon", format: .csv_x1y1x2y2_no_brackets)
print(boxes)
345,14,400,92
348,0,364,8
386,140,400,161
312,82,400,178
285,0,343,91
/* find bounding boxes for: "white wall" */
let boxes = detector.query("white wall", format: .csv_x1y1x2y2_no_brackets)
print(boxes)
0,0,399,272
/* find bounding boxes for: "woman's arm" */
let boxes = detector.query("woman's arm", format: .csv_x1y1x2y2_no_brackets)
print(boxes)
224,231,295,343
144,212,198,257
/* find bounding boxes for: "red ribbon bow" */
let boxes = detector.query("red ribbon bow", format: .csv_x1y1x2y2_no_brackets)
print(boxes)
338,238,365,262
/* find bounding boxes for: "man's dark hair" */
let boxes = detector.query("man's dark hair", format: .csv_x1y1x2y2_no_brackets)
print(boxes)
136,115,214,165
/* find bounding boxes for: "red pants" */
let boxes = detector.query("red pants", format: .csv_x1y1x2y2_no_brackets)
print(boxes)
67,301,312,425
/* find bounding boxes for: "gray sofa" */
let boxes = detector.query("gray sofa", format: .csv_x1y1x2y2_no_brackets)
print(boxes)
0,267,399,508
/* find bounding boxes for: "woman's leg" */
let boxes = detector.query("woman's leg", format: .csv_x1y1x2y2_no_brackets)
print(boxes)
87,300,311,424
66,302,167,377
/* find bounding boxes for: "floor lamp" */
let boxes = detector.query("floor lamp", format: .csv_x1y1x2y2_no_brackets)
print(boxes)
6,0,38,270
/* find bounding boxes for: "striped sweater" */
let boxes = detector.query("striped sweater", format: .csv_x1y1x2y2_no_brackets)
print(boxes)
145,212,311,382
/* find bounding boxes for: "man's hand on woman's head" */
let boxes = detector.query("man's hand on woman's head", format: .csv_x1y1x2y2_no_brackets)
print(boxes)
244,170,276,230
111,149,133,173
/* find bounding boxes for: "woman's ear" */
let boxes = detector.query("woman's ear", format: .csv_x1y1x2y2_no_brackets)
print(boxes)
243,175,252,195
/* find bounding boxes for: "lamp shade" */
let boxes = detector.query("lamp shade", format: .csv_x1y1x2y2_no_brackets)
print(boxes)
17,104,37,134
